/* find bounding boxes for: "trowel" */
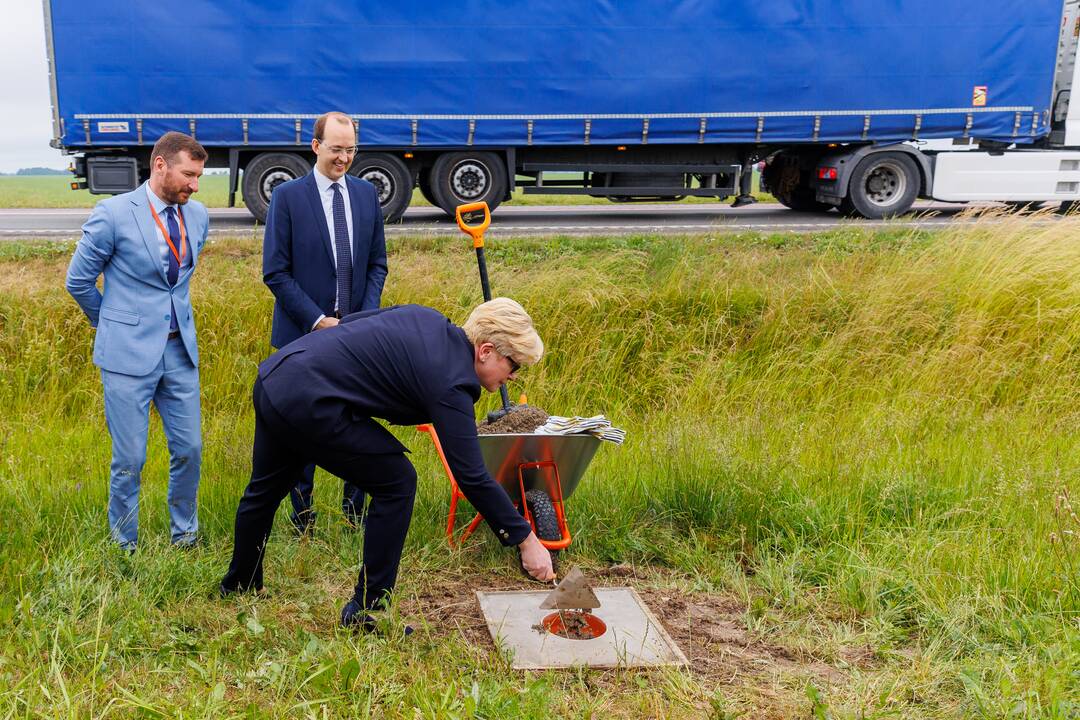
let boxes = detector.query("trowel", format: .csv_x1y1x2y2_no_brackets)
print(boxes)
540,566,601,610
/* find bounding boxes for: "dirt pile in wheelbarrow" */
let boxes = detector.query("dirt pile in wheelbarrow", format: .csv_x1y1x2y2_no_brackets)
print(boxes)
477,405,549,434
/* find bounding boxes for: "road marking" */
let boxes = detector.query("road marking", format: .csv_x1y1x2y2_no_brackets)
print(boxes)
2,218,1061,239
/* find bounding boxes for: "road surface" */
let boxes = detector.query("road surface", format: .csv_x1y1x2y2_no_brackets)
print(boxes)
0,201,1059,239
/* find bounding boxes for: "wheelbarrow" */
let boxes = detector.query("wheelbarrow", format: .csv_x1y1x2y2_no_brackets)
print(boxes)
416,426,602,551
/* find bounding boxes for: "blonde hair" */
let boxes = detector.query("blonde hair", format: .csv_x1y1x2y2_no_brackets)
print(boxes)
463,297,544,366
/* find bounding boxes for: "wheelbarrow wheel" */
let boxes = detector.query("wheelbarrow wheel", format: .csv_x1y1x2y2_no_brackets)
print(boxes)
520,489,561,577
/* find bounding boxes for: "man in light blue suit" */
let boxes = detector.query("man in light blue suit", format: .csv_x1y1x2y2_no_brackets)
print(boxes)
66,132,209,550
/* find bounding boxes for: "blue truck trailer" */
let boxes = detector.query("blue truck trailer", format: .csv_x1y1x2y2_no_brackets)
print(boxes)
42,0,1080,222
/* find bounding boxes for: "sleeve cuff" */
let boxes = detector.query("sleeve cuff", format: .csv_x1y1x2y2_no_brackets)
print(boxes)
493,520,532,547
310,314,325,331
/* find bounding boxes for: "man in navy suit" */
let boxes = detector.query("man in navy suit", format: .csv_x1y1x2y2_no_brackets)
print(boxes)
220,299,556,630
66,132,209,550
262,111,388,534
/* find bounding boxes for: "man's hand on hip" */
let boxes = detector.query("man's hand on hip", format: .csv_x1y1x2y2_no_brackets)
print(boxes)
315,316,340,331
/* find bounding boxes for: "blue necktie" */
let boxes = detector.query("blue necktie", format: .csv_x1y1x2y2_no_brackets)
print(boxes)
331,183,352,315
164,207,181,332
164,207,181,286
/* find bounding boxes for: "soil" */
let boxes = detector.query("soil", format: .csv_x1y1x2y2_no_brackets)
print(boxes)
401,563,880,715
539,610,605,640
476,404,549,434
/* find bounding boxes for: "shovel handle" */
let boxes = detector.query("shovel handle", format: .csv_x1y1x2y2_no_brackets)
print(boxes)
475,246,493,302
457,200,508,410
456,201,491,248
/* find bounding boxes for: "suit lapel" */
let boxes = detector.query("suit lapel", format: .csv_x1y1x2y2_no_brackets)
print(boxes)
346,175,366,281
304,173,335,266
131,187,169,285
178,205,198,282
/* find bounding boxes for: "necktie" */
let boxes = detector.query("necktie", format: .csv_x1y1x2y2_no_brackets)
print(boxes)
331,183,352,315
164,207,181,332
164,207,181,286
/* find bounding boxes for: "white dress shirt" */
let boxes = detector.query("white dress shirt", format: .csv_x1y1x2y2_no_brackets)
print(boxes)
145,183,191,275
311,168,354,325
313,167,354,270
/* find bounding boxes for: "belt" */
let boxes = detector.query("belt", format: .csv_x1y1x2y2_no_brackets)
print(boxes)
168,330,181,339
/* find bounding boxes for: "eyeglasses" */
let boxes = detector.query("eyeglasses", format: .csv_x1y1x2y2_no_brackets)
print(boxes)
504,353,521,374
317,141,358,157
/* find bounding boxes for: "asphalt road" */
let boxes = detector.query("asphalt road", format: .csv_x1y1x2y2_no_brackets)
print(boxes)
0,201,1059,239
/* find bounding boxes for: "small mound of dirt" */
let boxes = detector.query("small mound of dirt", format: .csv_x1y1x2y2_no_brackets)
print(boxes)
477,405,549,434
540,610,605,640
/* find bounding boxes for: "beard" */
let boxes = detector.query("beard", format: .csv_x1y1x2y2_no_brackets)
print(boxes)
159,184,190,205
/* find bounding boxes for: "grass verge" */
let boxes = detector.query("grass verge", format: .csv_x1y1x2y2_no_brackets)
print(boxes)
0,215,1077,718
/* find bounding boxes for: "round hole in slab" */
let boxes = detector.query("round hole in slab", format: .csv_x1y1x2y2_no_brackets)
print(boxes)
542,611,607,640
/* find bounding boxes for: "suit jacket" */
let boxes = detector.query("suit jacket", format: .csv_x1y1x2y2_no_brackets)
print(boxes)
65,183,208,375
263,172,388,349
258,304,533,547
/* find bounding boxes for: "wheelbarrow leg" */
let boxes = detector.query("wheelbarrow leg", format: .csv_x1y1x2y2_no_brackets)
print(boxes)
418,424,487,547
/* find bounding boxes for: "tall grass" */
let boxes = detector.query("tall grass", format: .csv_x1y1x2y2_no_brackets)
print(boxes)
0,214,1077,717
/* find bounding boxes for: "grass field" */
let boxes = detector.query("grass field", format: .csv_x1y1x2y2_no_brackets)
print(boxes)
1,216,1078,718
0,174,772,211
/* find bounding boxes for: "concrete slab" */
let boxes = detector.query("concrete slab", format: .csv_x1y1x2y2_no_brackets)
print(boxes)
476,587,687,670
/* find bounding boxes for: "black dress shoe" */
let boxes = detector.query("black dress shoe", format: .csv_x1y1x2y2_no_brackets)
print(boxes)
290,509,316,537
343,511,367,532
219,582,265,599
340,599,413,636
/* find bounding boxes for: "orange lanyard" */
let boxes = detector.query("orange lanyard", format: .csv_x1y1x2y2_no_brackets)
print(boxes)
150,204,187,266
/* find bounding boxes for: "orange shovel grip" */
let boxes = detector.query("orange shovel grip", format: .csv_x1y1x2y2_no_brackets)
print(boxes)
455,201,491,248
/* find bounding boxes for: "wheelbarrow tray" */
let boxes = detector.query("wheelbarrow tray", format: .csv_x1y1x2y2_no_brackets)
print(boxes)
477,433,601,503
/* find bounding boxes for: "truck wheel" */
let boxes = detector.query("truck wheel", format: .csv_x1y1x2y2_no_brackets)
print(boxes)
762,157,832,212
349,153,411,223
523,488,561,576
417,168,439,207
242,152,311,223
429,152,507,215
844,152,920,219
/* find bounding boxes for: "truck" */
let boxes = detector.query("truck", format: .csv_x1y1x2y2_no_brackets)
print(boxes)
41,0,1080,223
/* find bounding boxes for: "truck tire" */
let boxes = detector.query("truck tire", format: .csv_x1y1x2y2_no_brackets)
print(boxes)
763,158,832,213
762,155,831,212
843,152,920,219
417,168,439,207
429,152,507,215
242,152,311,223
522,488,561,576
349,153,412,223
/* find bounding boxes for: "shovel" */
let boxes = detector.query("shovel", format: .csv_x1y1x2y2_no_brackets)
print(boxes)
456,201,516,423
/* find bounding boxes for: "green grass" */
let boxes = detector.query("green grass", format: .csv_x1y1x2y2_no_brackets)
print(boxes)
1,215,1078,717
0,175,238,209
0,174,772,210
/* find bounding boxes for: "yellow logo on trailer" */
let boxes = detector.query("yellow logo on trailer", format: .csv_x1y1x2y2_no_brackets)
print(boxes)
972,86,988,107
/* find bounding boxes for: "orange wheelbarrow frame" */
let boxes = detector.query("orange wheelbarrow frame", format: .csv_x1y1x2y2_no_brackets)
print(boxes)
417,425,572,551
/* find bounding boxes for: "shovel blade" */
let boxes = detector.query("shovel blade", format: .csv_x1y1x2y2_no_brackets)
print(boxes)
540,566,601,610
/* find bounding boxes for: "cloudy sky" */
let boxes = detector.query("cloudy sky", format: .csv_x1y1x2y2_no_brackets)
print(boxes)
0,1,66,172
